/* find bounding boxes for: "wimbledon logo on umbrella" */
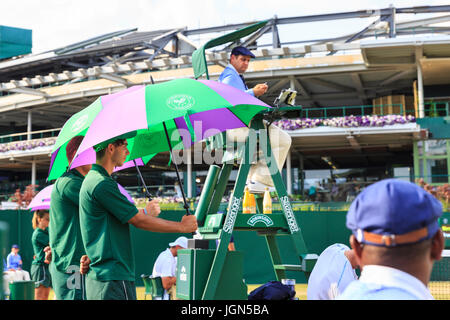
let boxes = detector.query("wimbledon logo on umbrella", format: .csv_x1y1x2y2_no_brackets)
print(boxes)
71,114,89,133
166,94,195,111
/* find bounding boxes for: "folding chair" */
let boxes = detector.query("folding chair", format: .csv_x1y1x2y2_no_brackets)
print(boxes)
140,274,153,300
150,276,165,300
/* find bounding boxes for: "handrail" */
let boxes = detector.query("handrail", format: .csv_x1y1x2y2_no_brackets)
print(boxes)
0,102,447,145
424,101,450,117
297,102,449,119
0,128,61,144
300,104,409,119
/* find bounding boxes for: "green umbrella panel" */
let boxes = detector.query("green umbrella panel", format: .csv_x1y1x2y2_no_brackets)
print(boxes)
192,20,268,79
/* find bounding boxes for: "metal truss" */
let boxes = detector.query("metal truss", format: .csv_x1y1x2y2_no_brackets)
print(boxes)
0,5,450,96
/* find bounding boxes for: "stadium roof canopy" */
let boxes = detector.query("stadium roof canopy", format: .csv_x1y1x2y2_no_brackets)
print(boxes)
0,5,449,175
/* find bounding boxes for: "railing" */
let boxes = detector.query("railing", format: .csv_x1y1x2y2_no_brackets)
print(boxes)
0,101,447,155
299,104,412,119
296,101,449,120
0,128,61,144
0,102,446,144
425,101,450,117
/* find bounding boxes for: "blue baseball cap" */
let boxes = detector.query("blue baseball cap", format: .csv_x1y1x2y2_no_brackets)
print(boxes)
12,244,19,249
346,179,442,247
231,46,255,58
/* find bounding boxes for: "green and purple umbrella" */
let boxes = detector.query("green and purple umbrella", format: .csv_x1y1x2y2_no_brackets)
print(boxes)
27,184,53,211
74,78,270,161
70,77,270,212
47,86,154,181
68,78,270,213
27,182,134,212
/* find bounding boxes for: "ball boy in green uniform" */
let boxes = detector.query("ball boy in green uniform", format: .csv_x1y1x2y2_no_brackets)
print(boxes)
79,135,197,300
49,136,92,299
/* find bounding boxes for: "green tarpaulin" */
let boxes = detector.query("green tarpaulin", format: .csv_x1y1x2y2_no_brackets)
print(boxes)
192,20,268,80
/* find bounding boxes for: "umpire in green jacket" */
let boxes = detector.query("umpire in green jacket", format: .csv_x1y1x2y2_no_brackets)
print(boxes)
49,136,92,300
79,134,198,300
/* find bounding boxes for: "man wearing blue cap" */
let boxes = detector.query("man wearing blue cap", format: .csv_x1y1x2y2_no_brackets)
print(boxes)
218,46,268,97
218,46,292,193
338,179,445,300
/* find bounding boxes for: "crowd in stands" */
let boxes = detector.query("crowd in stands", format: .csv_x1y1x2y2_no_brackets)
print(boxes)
2,178,449,211
0,137,56,153
3,185,38,208
417,178,450,211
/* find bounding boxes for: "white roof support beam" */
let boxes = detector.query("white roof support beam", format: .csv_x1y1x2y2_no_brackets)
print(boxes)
176,32,198,50
8,87,48,97
396,14,450,30
151,28,183,42
0,43,363,91
205,51,228,68
98,73,135,87
5,80,49,97
379,69,416,87
266,78,290,95
350,73,367,104
308,77,355,92
290,76,321,107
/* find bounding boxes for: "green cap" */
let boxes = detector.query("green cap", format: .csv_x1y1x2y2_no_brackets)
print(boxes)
93,131,136,152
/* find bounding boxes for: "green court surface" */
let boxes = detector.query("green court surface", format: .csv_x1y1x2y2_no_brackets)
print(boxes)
134,284,309,300
43,282,450,300
135,282,450,300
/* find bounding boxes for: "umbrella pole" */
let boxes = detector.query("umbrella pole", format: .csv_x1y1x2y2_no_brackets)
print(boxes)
162,122,191,216
133,160,153,200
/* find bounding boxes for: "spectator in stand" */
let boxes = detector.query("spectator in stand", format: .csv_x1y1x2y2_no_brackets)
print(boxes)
156,186,164,197
152,236,188,300
174,181,182,198
308,184,317,201
330,181,339,201
346,183,357,202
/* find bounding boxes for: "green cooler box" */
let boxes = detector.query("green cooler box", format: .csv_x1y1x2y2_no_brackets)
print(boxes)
9,280,35,300
176,249,247,300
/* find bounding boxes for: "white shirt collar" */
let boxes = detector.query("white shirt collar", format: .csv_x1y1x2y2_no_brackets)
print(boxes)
359,265,434,300
227,63,238,74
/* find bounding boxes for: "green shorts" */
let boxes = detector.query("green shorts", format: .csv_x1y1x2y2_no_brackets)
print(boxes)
30,263,52,288
85,276,136,300
49,262,86,300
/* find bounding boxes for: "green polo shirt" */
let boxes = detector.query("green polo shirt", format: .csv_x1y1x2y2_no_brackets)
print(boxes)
32,227,49,265
79,164,138,282
49,169,85,273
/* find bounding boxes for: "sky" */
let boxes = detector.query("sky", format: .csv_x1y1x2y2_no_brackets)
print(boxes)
1,0,449,54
